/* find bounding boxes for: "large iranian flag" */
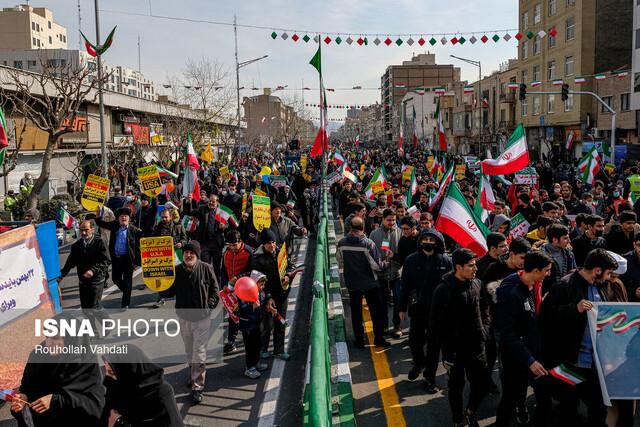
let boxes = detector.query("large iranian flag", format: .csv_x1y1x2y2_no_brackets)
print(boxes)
435,98,447,151
582,152,601,185
0,105,7,168
481,124,530,175
310,45,329,158
429,164,455,210
436,182,490,256
215,204,239,227
182,133,201,202
578,146,601,173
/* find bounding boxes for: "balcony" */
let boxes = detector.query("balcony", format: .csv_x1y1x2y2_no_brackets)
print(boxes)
499,93,515,103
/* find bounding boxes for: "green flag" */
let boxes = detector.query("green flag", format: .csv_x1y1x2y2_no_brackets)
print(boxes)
309,45,322,75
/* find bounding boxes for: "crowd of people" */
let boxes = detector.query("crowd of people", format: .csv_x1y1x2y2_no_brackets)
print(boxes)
333,141,640,427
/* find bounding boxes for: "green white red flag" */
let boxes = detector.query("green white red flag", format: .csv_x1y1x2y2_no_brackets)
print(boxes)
578,147,601,173
582,151,601,185
435,182,490,256
182,133,201,202
474,172,496,222
429,164,455,210
481,124,529,176
182,215,198,232
435,98,447,151
215,204,239,227
80,26,116,58
405,168,418,207
310,45,329,158
58,208,74,229
550,364,586,386
364,167,388,200
155,164,178,179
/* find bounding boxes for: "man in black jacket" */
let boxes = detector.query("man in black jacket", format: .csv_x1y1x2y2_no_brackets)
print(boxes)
475,232,508,282
152,208,189,308
164,241,219,405
430,248,490,427
496,251,553,427
222,181,243,219
90,207,141,309
621,234,640,301
59,219,111,309
398,229,452,393
571,214,607,267
253,229,291,361
134,195,157,237
195,195,228,277
605,210,637,255
539,248,618,426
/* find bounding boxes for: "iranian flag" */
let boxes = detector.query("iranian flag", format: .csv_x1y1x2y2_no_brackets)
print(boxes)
0,105,7,168
310,45,329,158
429,164,455,210
182,215,198,232
156,164,178,179
343,169,358,183
435,182,490,256
435,98,447,151
430,156,444,177
398,123,404,155
80,26,116,58
215,204,239,227
182,133,201,202
381,238,390,251
332,151,345,165
582,151,601,185
550,364,586,386
355,133,361,147
464,85,474,94
405,168,418,206
566,130,576,151
58,208,74,229
578,147,601,172
474,172,496,222
412,106,419,149
595,73,607,81
364,167,388,200
480,124,530,176
286,199,296,210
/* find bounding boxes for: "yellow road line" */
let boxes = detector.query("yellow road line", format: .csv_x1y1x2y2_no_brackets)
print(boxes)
362,300,407,427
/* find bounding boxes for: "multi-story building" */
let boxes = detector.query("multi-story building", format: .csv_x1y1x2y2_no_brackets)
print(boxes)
359,104,383,143
631,1,640,110
0,4,67,50
104,65,156,101
243,89,313,147
595,74,637,152
401,92,438,148
381,53,461,145
517,0,632,159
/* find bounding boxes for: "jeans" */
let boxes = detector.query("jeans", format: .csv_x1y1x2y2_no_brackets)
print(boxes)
348,288,385,343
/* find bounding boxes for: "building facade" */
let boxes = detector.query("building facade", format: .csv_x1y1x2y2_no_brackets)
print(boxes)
0,4,67,50
632,0,640,110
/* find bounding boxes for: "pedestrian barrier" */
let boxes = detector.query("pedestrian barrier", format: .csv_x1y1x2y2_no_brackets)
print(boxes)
303,189,355,426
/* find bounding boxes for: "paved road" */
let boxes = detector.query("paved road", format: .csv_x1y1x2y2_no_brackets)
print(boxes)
1,236,313,427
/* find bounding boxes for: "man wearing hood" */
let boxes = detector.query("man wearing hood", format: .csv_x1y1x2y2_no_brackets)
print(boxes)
398,228,452,393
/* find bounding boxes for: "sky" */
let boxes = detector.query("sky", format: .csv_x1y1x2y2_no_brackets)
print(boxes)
7,0,518,121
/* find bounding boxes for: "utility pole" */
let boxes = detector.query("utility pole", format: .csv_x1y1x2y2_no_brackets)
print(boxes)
94,0,107,177
137,35,141,73
234,15,241,151
77,0,82,50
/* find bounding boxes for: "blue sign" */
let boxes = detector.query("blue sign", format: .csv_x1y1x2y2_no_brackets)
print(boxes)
285,156,300,171
539,115,545,126
546,127,554,139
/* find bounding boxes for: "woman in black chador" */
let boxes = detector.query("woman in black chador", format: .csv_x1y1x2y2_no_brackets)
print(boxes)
102,345,184,427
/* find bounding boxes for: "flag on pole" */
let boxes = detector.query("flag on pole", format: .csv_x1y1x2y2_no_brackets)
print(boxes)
474,172,496,222
364,167,388,200
183,133,201,202
578,147,601,173
155,164,178,179
332,151,345,165
480,124,530,176
309,44,329,158
398,123,404,155
463,85,474,94
80,26,116,58
429,164,455,210
566,131,576,152
412,106,419,149
200,143,214,163
343,169,358,183
355,133,361,147
0,389,17,402
430,155,444,177
435,182,490,256
215,204,239,227
0,105,8,169
182,215,198,232
550,364,586,386
582,151,601,185
58,207,74,229
405,167,418,206
435,98,447,151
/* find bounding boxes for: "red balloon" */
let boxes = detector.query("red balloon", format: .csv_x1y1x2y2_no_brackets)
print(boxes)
234,277,258,303
165,181,175,193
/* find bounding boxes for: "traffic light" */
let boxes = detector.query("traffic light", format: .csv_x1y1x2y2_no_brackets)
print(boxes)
519,83,527,101
561,83,570,101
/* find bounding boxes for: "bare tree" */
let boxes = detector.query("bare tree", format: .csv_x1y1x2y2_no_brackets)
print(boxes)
0,57,107,210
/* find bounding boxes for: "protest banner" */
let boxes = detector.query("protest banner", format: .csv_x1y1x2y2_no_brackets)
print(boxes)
252,195,271,231
139,236,176,292
300,154,307,172
515,167,538,185
371,181,385,195
81,174,110,211
219,166,230,180
402,165,414,183
254,187,267,197
0,225,55,389
325,171,342,186
455,164,466,181
426,156,434,171
509,213,531,239
588,303,640,405
137,165,163,197
271,175,288,188
277,243,288,282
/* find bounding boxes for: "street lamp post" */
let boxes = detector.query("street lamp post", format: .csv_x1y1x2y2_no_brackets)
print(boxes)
451,55,482,152
234,15,268,151
94,0,107,176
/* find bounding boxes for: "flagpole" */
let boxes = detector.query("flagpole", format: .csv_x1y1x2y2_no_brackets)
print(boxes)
93,0,107,177
318,35,327,180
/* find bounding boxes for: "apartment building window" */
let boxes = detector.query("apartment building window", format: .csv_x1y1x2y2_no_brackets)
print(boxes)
27,60,36,68
549,31,557,48
32,37,37,46
522,70,528,86
635,73,640,92
534,4,542,24
60,59,66,67
48,36,52,44
565,56,574,76
601,96,612,113
621,93,630,111
522,100,528,116
533,96,541,115
533,36,541,55
547,60,556,80
636,29,640,49
549,0,556,15
36,23,40,32
566,17,575,41
522,41,529,59
564,94,574,111
523,11,529,30
548,94,556,113
31,22,35,30
567,0,575,5
13,61,23,69
533,65,541,82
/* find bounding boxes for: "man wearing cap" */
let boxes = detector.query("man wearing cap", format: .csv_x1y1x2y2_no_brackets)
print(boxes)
267,201,307,257
253,229,291,361
91,206,142,309
163,240,219,404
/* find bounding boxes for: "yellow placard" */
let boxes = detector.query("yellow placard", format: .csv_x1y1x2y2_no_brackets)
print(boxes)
455,164,467,181
360,164,365,178
137,166,163,197
255,187,267,197
300,155,307,172
427,156,434,171
402,165,414,183
303,173,312,182
371,181,384,195
220,166,230,180
81,174,111,211
277,243,288,281
140,236,176,292
252,195,271,231
241,193,248,217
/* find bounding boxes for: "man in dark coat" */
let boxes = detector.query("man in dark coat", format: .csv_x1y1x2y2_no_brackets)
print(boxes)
430,248,490,427
90,207,142,309
152,208,188,308
399,228,452,393
571,214,607,267
222,181,243,219
194,195,228,277
605,211,637,255
134,195,157,237
621,234,640,301
538,249,618,426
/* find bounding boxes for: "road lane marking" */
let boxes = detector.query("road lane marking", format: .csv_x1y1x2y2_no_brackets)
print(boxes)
362,300,407,427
